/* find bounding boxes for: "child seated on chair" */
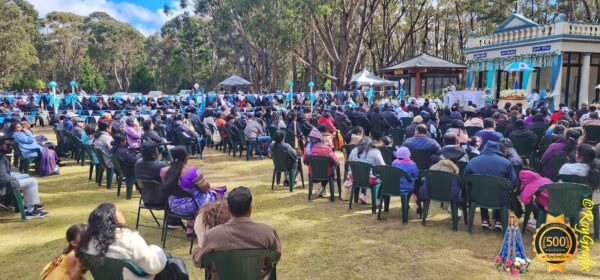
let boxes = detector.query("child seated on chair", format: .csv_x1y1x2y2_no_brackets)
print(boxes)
391,147,419,193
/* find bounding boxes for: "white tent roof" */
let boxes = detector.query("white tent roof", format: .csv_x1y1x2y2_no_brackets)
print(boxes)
219,75,252,87
351,69,398,87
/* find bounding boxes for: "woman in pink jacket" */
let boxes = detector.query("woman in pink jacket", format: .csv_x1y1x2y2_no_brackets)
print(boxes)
519,169,552,210
304,127,339,197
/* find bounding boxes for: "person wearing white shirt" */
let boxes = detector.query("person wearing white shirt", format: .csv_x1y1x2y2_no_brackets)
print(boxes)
526,90,540,109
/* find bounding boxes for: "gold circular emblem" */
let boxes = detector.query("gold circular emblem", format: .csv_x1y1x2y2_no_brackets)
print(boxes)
532,215,578,272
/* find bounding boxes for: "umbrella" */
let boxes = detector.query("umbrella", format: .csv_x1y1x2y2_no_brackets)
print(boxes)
351,69,398,87
503,62,533,72
219,75,252,87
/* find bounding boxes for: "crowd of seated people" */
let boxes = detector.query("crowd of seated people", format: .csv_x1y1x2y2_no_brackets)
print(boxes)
1,88,599,278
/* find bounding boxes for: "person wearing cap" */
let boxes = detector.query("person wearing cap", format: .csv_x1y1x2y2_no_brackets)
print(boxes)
304,127,339,197
63,115,74,131
0,136,47,219
72,117,86,139
391,147,419,193
403,115,423,139
464,141,518,230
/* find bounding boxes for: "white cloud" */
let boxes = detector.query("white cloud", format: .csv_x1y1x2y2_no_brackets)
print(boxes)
27,0,191,36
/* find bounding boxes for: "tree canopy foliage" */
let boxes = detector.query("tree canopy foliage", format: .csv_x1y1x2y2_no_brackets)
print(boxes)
1,0,599,93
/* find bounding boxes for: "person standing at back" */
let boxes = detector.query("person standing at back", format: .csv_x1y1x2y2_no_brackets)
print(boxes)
474,118,503,148
193,186,281,280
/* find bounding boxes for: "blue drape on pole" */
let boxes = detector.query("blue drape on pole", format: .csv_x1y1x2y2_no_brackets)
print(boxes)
522,58,532,90
549,54,562,111
199,88,206,116
466,71,474,88
486,64,496,93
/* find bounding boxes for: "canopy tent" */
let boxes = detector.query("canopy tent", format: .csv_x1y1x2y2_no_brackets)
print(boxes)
219,75,252,87
596,84,600,90
503,61,533,72
351,69,398,87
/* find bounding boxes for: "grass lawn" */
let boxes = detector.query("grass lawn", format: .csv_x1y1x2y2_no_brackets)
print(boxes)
1,127,599,279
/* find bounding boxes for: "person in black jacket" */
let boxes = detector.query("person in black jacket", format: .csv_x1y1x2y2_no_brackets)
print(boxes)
381,105,400,129
110,134,140,177
353,107,372,136
333,106,352,136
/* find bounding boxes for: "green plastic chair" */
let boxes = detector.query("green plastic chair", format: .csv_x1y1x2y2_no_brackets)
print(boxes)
534,183,592,229
465,126,482,138
0,180,26,221
378,147,395,166
342,144,357,180
82,254,148,280
389,128,405,147
240,130,262,161
271,150,303,192
225,126,242,157
408,149,436,170
135,179,165,230
72,135,87,166
557,175,599,240
110,153,136,199
13,143,36,174
419,170,466,231
583,125,600,144
465,174,513,234
347,161,378,213
53,127,66,156
175,131,197,156
83,144,101,183
93,147,114,189
373,166,411,224
306,156,338,202
400,117,412,128
201,249,278,280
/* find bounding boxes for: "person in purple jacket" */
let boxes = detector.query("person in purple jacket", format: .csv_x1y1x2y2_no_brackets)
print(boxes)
391,147,419,193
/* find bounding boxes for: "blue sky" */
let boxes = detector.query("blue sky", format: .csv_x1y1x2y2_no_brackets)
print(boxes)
27,0,189,36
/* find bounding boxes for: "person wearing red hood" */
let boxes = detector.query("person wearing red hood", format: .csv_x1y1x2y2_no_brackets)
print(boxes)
550,105,568,124
519,169,552,211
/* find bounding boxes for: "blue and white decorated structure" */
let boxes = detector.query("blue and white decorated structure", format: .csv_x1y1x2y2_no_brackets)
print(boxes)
464,13,600,108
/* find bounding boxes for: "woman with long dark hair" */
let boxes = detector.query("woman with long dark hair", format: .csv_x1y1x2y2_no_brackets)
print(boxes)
160,146,226,235
76,203,166,279
348,136,385,203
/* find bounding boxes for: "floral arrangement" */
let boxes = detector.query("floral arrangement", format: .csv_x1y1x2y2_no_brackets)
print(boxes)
500,89,527,99
495,256,530,275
